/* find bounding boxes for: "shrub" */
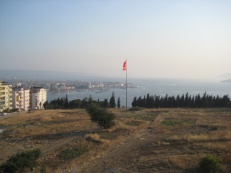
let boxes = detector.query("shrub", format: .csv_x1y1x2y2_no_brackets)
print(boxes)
86,103,116,128
0,149,41,173
58,146,88,160
0,162,17,173
199,155,222,173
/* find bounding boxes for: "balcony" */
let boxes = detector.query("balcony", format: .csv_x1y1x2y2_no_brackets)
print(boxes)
0,103,5,106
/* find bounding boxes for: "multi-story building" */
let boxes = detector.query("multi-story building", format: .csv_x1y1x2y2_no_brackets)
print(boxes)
0,81,12,112
30,87,47,110
12,87,30,111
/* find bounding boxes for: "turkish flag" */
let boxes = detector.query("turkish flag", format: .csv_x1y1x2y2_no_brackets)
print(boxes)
123,60,127,71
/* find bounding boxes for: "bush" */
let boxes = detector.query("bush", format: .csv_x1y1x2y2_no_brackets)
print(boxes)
0,162,17,173
0,149,41,173
59,146,88,160
199,155,222,173
86,103,116,128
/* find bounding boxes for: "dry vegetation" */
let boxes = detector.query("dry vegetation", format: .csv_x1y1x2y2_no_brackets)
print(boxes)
0,108,231,173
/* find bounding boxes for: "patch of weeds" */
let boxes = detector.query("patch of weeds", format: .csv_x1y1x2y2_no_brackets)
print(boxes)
199,155,222,173
0,129,20,140
135,113,157,122
60,112,76,115
128,107,142,111
198,125,220,131
161,119,194,126
0,149,41,173
98,131,117,140
58,145,88,160
126,121,143,126
85,137,102,144
99,129,129,140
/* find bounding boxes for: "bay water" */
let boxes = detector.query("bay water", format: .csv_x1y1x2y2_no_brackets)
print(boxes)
48,79,231,108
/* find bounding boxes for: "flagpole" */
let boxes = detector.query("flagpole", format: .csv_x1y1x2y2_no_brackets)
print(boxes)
123,60,127,109
126,66,127,109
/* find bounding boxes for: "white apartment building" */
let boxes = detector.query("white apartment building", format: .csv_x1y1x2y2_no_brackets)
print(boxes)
30,87,47,110
12,87,30,111
0,81,12,112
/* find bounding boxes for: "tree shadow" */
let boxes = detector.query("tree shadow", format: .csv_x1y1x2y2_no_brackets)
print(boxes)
27,130,89,140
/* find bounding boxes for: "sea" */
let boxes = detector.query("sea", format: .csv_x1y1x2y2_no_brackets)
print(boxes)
48,78,231,108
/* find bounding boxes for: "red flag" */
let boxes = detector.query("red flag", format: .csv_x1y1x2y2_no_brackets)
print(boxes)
123,60,127,71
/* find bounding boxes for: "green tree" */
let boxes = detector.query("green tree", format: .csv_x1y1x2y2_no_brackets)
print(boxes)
117,97,121,108
86,103,115,128
132,97,137,107
64,94,69,109
103,99,108,108
69,99,82,108
43,100,49,109
89,95,93,103
109,91,116,108
199,155,222,173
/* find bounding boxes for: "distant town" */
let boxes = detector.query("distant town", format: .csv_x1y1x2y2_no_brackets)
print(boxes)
0,79,135,113
4,79,135,91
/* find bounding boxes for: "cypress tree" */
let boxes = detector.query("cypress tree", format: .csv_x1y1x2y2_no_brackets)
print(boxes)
117,97,121,108
65,94,69,109
109,92,116,108
103,99,108,108
132,97,137,107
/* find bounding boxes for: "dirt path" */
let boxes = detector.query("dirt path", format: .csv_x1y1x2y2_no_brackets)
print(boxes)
76,126,173,173
74,124,222,173
39,131,88,155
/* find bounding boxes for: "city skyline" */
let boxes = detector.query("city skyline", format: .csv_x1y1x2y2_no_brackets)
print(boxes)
1,0,231,79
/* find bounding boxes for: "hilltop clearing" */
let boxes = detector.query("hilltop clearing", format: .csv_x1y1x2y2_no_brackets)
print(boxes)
0,108,231,172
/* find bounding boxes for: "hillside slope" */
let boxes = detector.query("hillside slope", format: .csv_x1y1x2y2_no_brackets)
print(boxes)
0,109,231,173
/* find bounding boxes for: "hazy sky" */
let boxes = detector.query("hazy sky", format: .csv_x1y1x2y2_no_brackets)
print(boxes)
0,0,231,79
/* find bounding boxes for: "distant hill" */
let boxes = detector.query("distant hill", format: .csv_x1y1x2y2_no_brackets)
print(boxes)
0,70,93,81
221,79,231,83
216,73,231,80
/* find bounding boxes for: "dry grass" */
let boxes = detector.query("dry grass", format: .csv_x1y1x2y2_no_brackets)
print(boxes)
0,110,96,165
85,133,104,144
168,155,200,170
0,110,93,137
195,141,231,152
1,108,231,173
167,131,231,142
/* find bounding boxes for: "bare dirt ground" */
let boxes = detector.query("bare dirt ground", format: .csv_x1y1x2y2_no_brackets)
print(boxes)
0,108,231,173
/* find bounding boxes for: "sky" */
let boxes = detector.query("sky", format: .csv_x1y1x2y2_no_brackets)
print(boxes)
0,0,231,79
